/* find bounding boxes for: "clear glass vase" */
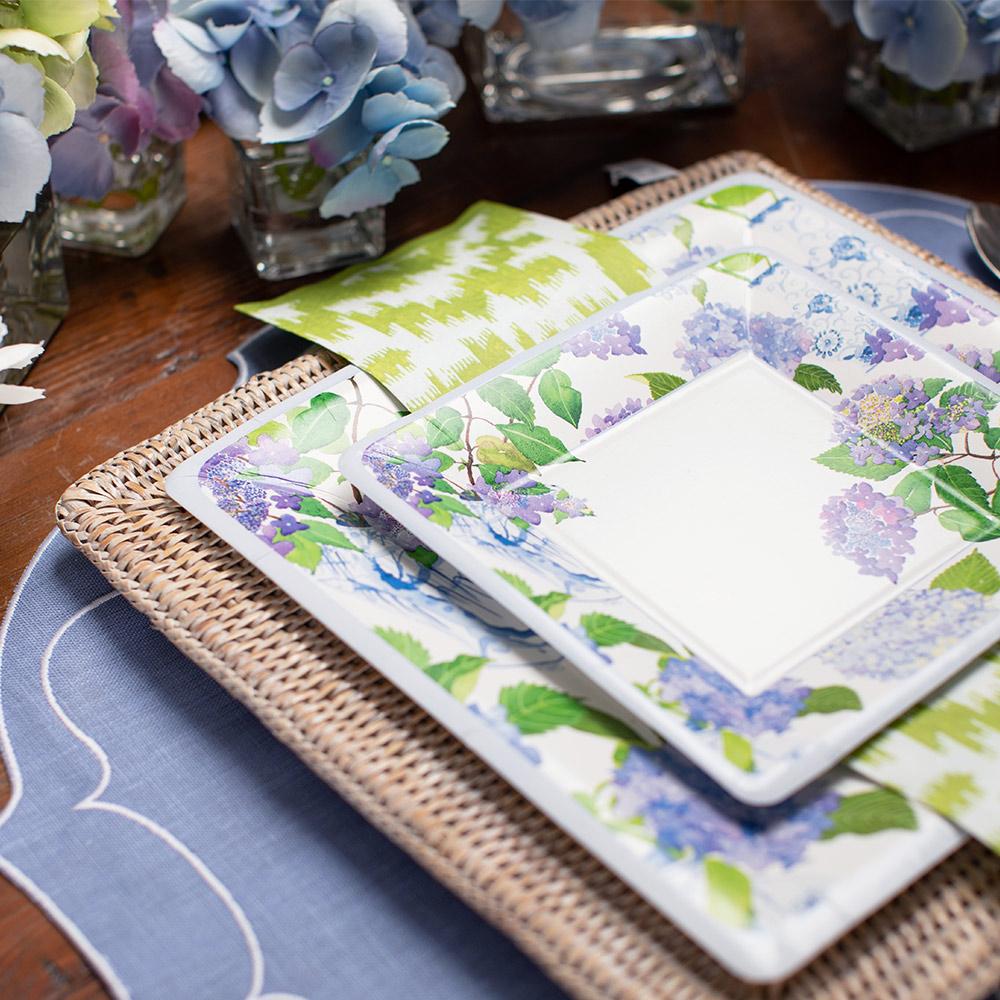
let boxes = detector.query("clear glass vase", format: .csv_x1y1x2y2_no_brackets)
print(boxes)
57,138,187,256
1,186,68,400
846,36,1000,151
230,141,387,281
467,0,744,123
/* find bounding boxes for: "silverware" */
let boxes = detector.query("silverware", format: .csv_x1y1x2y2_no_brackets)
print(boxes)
966,201,1000,282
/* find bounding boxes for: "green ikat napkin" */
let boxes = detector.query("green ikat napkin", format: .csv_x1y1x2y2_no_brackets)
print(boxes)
853,648,1000,852
236,201,655,409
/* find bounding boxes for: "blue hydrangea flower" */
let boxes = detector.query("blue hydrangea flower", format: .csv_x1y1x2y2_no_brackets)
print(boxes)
563,313,645,359
199,444,270,531
956,0,1000,80
471,471,556,526
855,0,968,90
817,586,994,680
944,343,1000,383
584,397,647,438
507,0,605,50
411,0,502,47
657,658,811,737
0,54,50,223
675,303,812,377
820,482,916,582
364,436,443,507
611,745,840,870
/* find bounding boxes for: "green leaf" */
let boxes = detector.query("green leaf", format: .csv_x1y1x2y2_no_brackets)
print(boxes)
426,406,463,448
570,706,644,742
300,519,360,551
246,420,289,446
499,423,574,466
893,471,933,514
538,369,582,428
722,730,754,771
932,465,990,515
580,612,637,647
409,545,438,568
479,377,536,425
283,533,321,572
290,392,349,451
704,858,753,927
628,630,677,655
793,363,842,394
494,568,533,597
691,277,707,305
814,444,905,480
293,458,336,487
431,450,455,472
672,216,693,249
701,183,772,210
799,686,863,715
626,371,687,401
426,654,488,700
985,427,1000,450
821,789,917,839
531,591,570,618
499,684,589,735
475,434,535,471
510,346,561,377
938,508,1000,543
940,381,999,430
374,627,431,669
712,251,769,274
930,549,1000,595
429,494,476,518
297,497,337,519
923,377,950,399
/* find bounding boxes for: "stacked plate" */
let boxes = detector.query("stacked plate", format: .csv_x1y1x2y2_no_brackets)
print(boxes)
168,172,1000,982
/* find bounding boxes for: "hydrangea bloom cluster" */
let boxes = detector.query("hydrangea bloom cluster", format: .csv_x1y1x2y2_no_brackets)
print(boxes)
611,745,840,870
817,586,993,680
563,313,646,360
905,282,994,332
50,0,201,202
675,303,812,377
366,437,442,509
584,397,646,438
657,657,811,737
353,496,421,551
945,343,1000,383
820,482,916,582
835,375,986,467
472,471,556,525
199,444,270,532
860,326,924,365
154,0,463,215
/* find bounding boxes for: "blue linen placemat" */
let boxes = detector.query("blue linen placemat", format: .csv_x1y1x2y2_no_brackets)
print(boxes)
0,182,994,999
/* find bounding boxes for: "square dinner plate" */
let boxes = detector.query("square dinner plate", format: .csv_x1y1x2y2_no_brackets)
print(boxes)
616,170,1000,387
342,249,1000,805
166,363,963,985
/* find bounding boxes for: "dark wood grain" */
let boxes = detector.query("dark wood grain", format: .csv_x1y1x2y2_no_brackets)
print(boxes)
0,2,998,995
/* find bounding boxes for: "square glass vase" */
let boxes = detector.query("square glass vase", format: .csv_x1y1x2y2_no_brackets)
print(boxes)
1,185,68,401
57,138,187,257
846,37,1000,151
467,0,744,123
230,141,386,282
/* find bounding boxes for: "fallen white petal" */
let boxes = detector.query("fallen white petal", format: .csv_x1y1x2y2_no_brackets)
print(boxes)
0,342,44,370
0,383,45,404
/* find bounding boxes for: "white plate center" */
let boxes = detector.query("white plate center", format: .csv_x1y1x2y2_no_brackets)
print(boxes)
539,352,966,694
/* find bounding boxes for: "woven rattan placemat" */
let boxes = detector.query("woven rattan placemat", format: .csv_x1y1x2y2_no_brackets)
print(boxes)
57,152,1000,1000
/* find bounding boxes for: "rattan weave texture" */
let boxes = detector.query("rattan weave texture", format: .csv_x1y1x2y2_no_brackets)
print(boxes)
57,152,1000,1000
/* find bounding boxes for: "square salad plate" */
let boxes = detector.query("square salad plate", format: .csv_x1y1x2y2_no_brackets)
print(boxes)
342,248,1000,806
166,364,964,984
614,170,1000,389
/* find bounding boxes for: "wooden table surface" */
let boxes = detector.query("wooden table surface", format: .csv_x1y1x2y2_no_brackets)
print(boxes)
2,2,999,996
